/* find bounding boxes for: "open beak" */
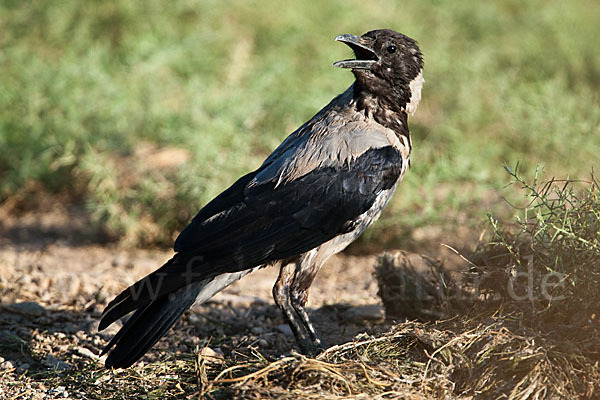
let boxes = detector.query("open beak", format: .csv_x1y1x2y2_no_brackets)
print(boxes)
333,34,378,70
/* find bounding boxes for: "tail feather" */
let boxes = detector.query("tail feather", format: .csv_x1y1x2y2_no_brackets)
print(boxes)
100,267,260,368
103,294,194,368
99,256,183,331
99,254,260,332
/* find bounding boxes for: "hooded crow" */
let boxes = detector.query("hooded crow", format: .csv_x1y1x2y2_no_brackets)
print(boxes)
99,29,424,368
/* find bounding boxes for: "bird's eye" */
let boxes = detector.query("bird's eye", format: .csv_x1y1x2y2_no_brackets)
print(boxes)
386,45,397,53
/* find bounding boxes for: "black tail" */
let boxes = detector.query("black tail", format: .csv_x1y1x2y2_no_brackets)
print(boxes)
99,268,259,368
101,287,197,369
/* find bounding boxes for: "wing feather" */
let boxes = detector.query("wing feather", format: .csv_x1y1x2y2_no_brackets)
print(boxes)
174,146,403,267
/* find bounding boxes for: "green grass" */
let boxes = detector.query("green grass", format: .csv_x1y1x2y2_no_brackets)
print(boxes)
1,0,599,245
478,166,600,324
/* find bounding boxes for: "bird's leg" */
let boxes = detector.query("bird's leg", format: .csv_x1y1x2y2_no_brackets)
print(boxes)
290,286,323,351
272,262,312,348
289,252,326,354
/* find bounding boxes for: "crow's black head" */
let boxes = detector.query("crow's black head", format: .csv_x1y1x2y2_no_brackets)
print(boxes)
334,29,423,115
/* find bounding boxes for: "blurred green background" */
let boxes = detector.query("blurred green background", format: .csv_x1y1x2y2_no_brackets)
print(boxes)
1,0,599,247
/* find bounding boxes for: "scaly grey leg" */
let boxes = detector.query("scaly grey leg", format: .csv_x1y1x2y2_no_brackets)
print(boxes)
272,262,313,349
289,250,327,353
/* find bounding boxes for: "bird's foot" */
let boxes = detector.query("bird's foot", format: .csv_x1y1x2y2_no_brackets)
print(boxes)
297,336,325,357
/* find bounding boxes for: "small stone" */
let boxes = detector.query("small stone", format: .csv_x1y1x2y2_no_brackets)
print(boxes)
199,346,225,364
76,347,98,360
277,324,294,336
345,305,386,324
44,355,72,371
177,344,189,352
250,326,264,335
7,301,45,317
17,363,30,373
49,386,69,398
1,360,15,369
258,339,269,347
188,313,203,325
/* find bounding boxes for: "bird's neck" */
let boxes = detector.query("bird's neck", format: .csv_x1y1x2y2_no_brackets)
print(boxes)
351,83,412,149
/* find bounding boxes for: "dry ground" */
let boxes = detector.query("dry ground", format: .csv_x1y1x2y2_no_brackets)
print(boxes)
0,206,469,399
2,202,598,399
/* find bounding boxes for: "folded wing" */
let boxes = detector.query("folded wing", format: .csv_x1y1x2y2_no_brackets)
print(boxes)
99,145,402,330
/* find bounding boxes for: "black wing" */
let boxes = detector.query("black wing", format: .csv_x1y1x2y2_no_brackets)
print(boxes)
175,145,402,264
